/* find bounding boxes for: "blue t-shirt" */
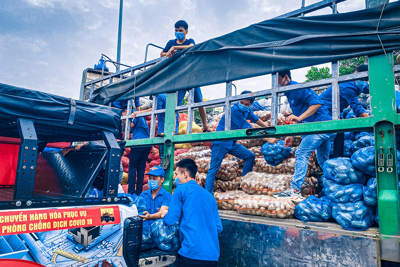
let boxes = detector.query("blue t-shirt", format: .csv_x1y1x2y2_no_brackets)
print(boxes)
214,102,259,149
319,82,367,117
284,80,331,123
163,38,195,52
131,108,150,140
163,180,222,261
140,187,172,231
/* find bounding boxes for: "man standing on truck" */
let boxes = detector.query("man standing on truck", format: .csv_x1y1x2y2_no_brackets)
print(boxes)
274,70,334,200
204,90,271,193
162,159,222,267
128,106,152,196
319,64,370,158
139,166,172,232
160,20,213,133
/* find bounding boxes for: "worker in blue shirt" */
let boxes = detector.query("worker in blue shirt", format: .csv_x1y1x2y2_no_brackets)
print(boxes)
274,70,334,200
128,107,151,195
131,94,179,164
162,159,222,267
319,64,370,158
139,166,172,232
160,20,213,132
205,91,270,193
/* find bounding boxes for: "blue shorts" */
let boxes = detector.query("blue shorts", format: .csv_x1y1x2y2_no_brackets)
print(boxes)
177,87,203,105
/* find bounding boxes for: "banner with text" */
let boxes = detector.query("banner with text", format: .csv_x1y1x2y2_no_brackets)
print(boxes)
0,206,121,235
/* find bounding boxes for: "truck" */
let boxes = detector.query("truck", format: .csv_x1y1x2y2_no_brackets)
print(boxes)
1,0,400,266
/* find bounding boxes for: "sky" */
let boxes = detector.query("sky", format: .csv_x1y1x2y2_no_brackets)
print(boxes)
0,0,374,101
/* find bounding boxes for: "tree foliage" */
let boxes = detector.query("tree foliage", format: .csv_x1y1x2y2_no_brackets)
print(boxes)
305,66,332,82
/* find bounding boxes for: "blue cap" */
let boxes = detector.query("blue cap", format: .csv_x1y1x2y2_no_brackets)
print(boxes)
145,166,165,178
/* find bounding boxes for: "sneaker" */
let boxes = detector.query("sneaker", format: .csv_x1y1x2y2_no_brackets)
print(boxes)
273,188,304,201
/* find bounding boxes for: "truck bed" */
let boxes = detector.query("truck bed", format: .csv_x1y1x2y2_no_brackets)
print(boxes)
219,210,379,237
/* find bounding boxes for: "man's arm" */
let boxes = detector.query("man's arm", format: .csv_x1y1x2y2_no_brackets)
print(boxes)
164,44,195,58
131,108,152,120
342,91,369,118
286,104,321,122
139,206,169,221
162,190,183,226
255,119,268,128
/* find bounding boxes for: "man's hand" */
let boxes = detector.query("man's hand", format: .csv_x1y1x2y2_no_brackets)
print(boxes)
62,147,74,156
284,137,293,147
165,47,177,58
285,115,301,123
131,111,138,120
161,209,168,218
139,211,151,221
203,125,214,132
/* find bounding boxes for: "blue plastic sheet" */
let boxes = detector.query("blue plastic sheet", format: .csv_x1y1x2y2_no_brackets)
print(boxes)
354,131,373,140
344,140,353,158
323,157,366,184
351,146,400,177
352,136,374,152
363,178,378,206
150,219,180,251
332,201,375,231
344,132,355,141
322,178,363,203
295,195,332,222
261,140,291,166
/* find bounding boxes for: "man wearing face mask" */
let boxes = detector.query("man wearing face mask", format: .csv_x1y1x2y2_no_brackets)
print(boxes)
162,159,222,267
204,90,271,193
274,70,334,200
139,166,172,231
160,19,213,133
319,64,370,158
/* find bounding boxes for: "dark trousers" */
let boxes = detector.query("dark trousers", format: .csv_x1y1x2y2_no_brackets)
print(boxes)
332,133,344,158
128,146,151,195
178,255,218,267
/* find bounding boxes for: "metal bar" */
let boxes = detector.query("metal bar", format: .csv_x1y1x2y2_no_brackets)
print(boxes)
275,0,346,18
187,89,194,134
150,96,157,138
331,61,340,120
126,116,374,146
225,82,232,131
124,99,132,141
270,73,279,126
102,131,120,197
144,43,164,70
163,93,177,192
116,0,123,72
83,58,162,86
301,0,306,17
121,108,166,120
14,119,38,201
332,1,338,13
369,53,399,236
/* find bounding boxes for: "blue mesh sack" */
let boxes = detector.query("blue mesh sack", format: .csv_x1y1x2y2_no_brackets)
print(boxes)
352,136,375,152
322,178,363,203
261,140,291,166
344,132,355,141
344,140,353,158
345,109,355,119
363,178,377,206
375,206,379,225
141,228,155,251
294,195,332,222
118,193,147,215
351,146,376,176
354,131,373,140
150,219,180,252
323,157,366,185
332,201,375,231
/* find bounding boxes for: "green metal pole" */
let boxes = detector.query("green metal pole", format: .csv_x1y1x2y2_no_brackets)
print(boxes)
370,53,399,235
162,92,177,192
